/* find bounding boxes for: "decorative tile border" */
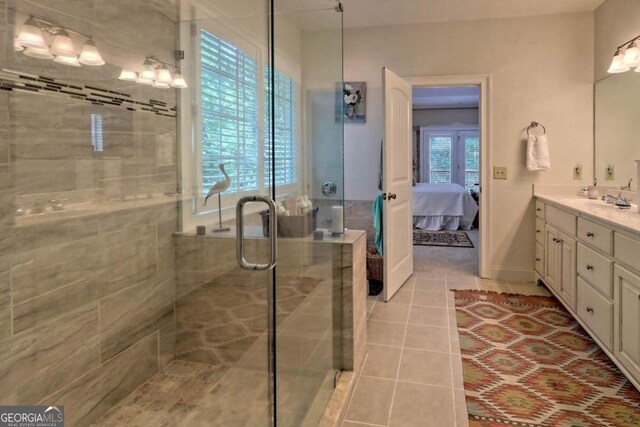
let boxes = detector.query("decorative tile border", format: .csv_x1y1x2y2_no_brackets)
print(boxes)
0,68,177,118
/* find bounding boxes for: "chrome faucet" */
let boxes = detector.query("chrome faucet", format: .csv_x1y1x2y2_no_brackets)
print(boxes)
621,179,633,191
601,194,616,204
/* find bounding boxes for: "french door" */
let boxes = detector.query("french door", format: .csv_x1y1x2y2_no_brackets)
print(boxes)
420,128,479,190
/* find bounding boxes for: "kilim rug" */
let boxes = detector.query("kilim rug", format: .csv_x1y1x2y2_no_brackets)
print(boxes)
413,229,474,248
453,290,640,427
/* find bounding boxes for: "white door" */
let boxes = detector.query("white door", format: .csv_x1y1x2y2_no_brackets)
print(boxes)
382,68,414,302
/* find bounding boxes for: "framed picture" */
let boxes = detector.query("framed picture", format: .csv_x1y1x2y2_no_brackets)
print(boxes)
343,81,366,123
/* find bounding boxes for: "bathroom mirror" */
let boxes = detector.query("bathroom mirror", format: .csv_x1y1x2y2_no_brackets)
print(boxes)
594,71,640,192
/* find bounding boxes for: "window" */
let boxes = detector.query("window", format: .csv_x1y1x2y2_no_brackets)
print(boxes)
199,29,297,198
91,113,103,152
264,68,297,187
420,128,479,191
200,29,259,195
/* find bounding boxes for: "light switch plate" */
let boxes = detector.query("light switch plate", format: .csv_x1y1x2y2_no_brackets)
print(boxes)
605,167,615,180
573,167,582,180
493,167,507,180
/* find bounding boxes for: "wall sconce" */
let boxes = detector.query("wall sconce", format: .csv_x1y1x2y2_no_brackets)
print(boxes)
15,15,105,67
119,55,188,89
607,34,640,73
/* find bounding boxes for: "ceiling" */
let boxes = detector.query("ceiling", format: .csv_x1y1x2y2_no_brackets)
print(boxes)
413,86,479,109
276,0,604,29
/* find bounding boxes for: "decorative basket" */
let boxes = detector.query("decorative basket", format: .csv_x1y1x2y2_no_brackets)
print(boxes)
366,247,383,295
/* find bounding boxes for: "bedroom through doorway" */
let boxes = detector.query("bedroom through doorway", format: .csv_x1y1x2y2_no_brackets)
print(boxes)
411,85,481,275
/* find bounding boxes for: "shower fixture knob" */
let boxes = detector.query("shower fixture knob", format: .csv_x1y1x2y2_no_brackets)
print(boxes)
322,181,337,197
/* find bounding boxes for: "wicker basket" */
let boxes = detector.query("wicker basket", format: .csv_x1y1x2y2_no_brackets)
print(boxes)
366,247,383,295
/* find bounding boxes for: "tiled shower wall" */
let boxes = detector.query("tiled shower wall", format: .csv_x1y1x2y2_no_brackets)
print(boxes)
0,1,178,425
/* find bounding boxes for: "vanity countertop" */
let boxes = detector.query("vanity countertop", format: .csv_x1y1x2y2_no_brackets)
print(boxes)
535,193,640,235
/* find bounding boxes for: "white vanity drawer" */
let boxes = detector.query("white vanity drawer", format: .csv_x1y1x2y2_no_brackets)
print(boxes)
535,242,544,275
546,205,576,236
615,232,640,273
577,243,613,299
577,276,613,350
535,218,545,245
577,217,613,255
535,200,545,219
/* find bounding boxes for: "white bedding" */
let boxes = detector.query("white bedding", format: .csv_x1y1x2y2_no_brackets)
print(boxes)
412,183,479,231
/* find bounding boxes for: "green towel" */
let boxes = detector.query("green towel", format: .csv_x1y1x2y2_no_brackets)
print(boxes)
373,193,383,256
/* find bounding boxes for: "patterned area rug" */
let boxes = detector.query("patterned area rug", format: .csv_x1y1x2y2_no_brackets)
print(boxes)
453,290,640,427
413,229,474,248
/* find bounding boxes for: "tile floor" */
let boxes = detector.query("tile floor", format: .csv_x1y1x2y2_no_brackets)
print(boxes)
342,229,550,427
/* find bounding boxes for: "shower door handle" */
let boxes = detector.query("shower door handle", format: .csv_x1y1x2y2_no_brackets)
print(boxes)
236,195,277,271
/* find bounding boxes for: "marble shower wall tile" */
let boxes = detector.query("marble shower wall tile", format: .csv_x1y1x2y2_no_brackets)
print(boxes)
345,200,375,247
0,304,100,406
0,0,179,423
43,332,158,427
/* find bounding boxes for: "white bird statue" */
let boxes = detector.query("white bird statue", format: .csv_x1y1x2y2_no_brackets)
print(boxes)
204,162,232,206
204,162,232,232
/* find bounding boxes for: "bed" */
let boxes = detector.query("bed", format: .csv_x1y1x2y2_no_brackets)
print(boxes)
413,183,479,231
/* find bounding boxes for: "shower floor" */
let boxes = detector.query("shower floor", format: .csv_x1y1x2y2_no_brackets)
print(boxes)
92,269,338,426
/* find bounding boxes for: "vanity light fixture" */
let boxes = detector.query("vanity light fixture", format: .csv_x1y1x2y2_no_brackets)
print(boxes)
16,17,47,49
79,39,105,66
118,69,138,81
119,55,188,89
608,34,640,73
15,15,105,68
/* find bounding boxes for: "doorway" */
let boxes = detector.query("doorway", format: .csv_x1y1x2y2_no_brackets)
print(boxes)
406,76,491,278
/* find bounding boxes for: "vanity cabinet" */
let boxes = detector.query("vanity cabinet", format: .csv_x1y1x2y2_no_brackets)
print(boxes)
535,197,640,390
614,265,640,378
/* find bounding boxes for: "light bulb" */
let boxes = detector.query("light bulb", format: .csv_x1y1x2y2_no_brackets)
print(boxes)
156,65,173,85
623,41,640,67
140,64,156,80
171,73,188,88
78,38,105,66
23,46,54,59
53,55,81,67
50,30,76,58
136,75,154,85
608,49,630,73
118,69,138,81
152,80,171,89
16,17,47,49
14,38,25,52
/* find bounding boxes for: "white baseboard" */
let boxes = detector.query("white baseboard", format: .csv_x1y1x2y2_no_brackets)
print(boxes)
490,267,536,282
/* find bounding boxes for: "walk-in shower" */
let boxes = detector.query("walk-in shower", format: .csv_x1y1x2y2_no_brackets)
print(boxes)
0,0,345,426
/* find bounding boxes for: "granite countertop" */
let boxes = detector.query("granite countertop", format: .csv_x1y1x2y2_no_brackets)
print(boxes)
535,193,640,235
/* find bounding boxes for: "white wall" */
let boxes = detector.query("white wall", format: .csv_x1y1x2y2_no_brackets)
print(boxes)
413,108,479,127
342,12,594,279
595,0,640,82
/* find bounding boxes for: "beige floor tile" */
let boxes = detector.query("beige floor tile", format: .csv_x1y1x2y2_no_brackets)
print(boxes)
451,353,465,390
446,281,478,291
454,388,469,427
397,348,453,387
388,382,455,427
407,305,448,327
477,279,511,293
411,290,447,307
386,288,413,305
362,344,402,380
344,376,395,426
369,303,410,323
403,324,450,353
414,278,447,293
368,320,406,347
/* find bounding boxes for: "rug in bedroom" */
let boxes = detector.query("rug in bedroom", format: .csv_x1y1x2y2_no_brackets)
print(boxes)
413,229,473,248
453,290,640,427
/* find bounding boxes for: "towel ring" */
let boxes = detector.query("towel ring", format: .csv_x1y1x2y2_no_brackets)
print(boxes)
527,121,546,136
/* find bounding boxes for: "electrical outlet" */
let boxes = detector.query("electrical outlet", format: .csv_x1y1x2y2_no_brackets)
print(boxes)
605,167,615,180
493,167,507,180
573,166,582,180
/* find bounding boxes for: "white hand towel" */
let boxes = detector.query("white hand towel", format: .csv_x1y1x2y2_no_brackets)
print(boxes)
526,134,551,171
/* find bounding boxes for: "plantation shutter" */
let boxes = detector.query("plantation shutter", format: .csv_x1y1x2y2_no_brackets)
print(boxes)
200,29,259,195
